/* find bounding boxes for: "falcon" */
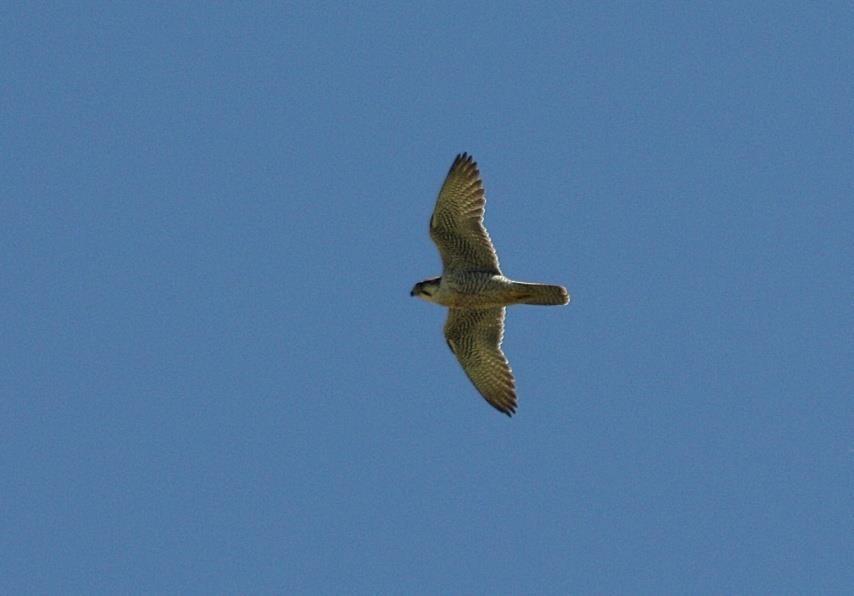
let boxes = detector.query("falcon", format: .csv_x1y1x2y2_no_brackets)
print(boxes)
410,153,570,416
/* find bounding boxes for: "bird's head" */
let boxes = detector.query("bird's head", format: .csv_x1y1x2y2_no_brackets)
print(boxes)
410,277,441,302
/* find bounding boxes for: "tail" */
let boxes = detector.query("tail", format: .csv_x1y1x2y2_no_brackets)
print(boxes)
511,282,570,306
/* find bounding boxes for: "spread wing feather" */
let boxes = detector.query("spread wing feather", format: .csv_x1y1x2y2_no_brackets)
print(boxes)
444,307,516,416
430,153,502,274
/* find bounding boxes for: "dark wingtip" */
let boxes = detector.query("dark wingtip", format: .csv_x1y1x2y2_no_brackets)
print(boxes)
449,152,478,178
494,401,516,417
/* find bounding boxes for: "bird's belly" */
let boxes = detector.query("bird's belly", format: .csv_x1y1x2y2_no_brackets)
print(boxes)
435,276,513,308
435,293,496,308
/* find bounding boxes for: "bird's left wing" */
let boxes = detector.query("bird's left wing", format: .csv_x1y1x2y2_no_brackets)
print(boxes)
430,153,502,274
444,307,516,416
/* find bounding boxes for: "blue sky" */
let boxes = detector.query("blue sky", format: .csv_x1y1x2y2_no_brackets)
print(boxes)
2,3,851,593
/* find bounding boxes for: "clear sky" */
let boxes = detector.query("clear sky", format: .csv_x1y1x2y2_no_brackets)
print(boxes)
2,3,851,593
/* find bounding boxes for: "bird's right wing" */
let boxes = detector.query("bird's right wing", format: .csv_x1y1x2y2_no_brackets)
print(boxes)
444,307,516,416
429,153,502,274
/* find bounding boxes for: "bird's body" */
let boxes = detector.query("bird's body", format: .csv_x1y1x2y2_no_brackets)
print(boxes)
413,274,567,309
411,153,570,416
415,274,514,308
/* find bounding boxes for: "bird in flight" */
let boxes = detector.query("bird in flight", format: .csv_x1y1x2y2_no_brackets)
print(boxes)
411,153,570,416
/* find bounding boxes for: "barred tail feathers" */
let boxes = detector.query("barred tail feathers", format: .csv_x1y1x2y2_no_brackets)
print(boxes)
511,282,570,306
